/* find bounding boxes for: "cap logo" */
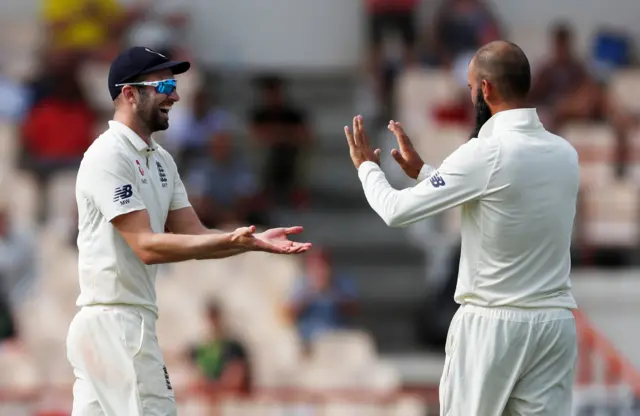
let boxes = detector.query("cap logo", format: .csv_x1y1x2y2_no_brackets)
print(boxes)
145,48,166,59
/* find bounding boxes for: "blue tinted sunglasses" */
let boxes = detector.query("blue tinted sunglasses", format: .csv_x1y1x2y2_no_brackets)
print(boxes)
115,79,177,95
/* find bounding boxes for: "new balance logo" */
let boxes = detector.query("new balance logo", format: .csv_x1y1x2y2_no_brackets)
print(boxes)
429,173,446,188
163,365,173,390
113,184,133,205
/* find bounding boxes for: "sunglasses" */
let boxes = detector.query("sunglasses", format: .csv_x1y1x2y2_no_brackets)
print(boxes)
115,79,177,95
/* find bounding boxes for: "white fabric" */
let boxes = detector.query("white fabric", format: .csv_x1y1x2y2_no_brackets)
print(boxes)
75,121,191,317
358,109,579,309
439,304,577,416
66,305,177,415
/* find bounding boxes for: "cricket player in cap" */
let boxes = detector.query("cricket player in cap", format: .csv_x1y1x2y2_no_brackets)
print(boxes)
67,46,312,415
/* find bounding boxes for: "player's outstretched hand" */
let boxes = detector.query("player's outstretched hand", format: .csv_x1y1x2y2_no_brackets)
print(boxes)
230,225,312,254
388,120,424,180
256,226,312,254
345,115,381,169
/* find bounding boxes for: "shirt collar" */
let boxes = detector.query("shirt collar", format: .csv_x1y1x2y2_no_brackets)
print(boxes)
477,108,543,139
108,120,158,154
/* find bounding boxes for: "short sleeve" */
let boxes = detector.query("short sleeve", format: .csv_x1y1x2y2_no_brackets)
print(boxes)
80,152,146,222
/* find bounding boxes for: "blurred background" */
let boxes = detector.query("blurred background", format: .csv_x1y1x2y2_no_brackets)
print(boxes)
1,0,640,414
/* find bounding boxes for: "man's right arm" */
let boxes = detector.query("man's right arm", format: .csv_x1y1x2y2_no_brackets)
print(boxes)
111,209,250,265
82,151,256,264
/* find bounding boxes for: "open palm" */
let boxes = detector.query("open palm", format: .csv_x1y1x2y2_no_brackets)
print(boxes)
255,226,312,254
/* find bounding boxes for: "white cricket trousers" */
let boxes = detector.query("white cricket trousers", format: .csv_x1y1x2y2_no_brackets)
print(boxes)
66,305,177,416
439,304,577,416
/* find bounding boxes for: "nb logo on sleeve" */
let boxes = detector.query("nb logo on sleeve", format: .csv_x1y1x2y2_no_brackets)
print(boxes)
113,184,133,205
429,172,446,188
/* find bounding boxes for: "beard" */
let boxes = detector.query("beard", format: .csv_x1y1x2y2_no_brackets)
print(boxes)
470,89,492,139
137,91,170,133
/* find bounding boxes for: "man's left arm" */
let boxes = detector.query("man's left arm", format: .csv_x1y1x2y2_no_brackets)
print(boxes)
358,139,496,227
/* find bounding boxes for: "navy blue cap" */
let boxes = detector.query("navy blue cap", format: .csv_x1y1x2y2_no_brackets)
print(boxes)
108,46,190,100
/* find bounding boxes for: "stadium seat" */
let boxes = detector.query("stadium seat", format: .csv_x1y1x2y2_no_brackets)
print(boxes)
625,127,640,181
395,69,464,134
47,171,79,237
581,179,640,247
9,171,38,228
508,27,548,72
413,126,468,168
0,21,42,82
250,330,303,388
0,344,40,391
609,69,640,114
77,61,113,116
559,122,617,164
559,123,618,188
0,122,18,174
311,330,376,371
360,362,402,392
324,402,383,416
389,396,429,416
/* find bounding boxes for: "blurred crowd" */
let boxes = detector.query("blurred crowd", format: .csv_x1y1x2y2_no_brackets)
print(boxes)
0,0,639,411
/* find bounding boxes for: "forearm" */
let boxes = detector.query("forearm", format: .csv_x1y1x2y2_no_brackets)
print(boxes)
358,162,443,227
188,227,251,259
140,232,246,264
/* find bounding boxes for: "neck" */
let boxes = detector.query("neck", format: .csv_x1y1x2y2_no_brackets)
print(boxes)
113,111,152,144
489,100,527,115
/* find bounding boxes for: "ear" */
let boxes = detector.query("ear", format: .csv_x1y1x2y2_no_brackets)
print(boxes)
122,86,138,104
481,79,490,101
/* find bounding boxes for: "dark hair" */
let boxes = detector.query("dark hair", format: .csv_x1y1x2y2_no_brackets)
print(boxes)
552,22,573,42
254,74,284,90
474,41,531,101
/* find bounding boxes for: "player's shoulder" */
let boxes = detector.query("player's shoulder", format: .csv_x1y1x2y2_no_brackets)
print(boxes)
82,130,126,163
78,131,130,181
447,135,499,166
549,131,579,160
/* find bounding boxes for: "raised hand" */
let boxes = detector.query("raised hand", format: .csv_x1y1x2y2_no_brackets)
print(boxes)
388,120,424,180
344,115,381,169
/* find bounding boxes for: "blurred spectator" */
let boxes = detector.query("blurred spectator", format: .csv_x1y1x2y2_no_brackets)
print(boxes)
529,23,598,130
185,128,269,229
432,0,502,67
529,23,634,167
365,0,420,121
0,72,30,123
249,75,312,208
188,302,252,395
288,250,359,346
165,88,235,172
40,0,143,59
0,205,37,342
20,70,96,225
121,0,190,58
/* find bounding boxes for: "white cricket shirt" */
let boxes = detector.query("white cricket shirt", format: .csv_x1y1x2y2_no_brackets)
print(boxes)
359,109,579,309
75,121,191,317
